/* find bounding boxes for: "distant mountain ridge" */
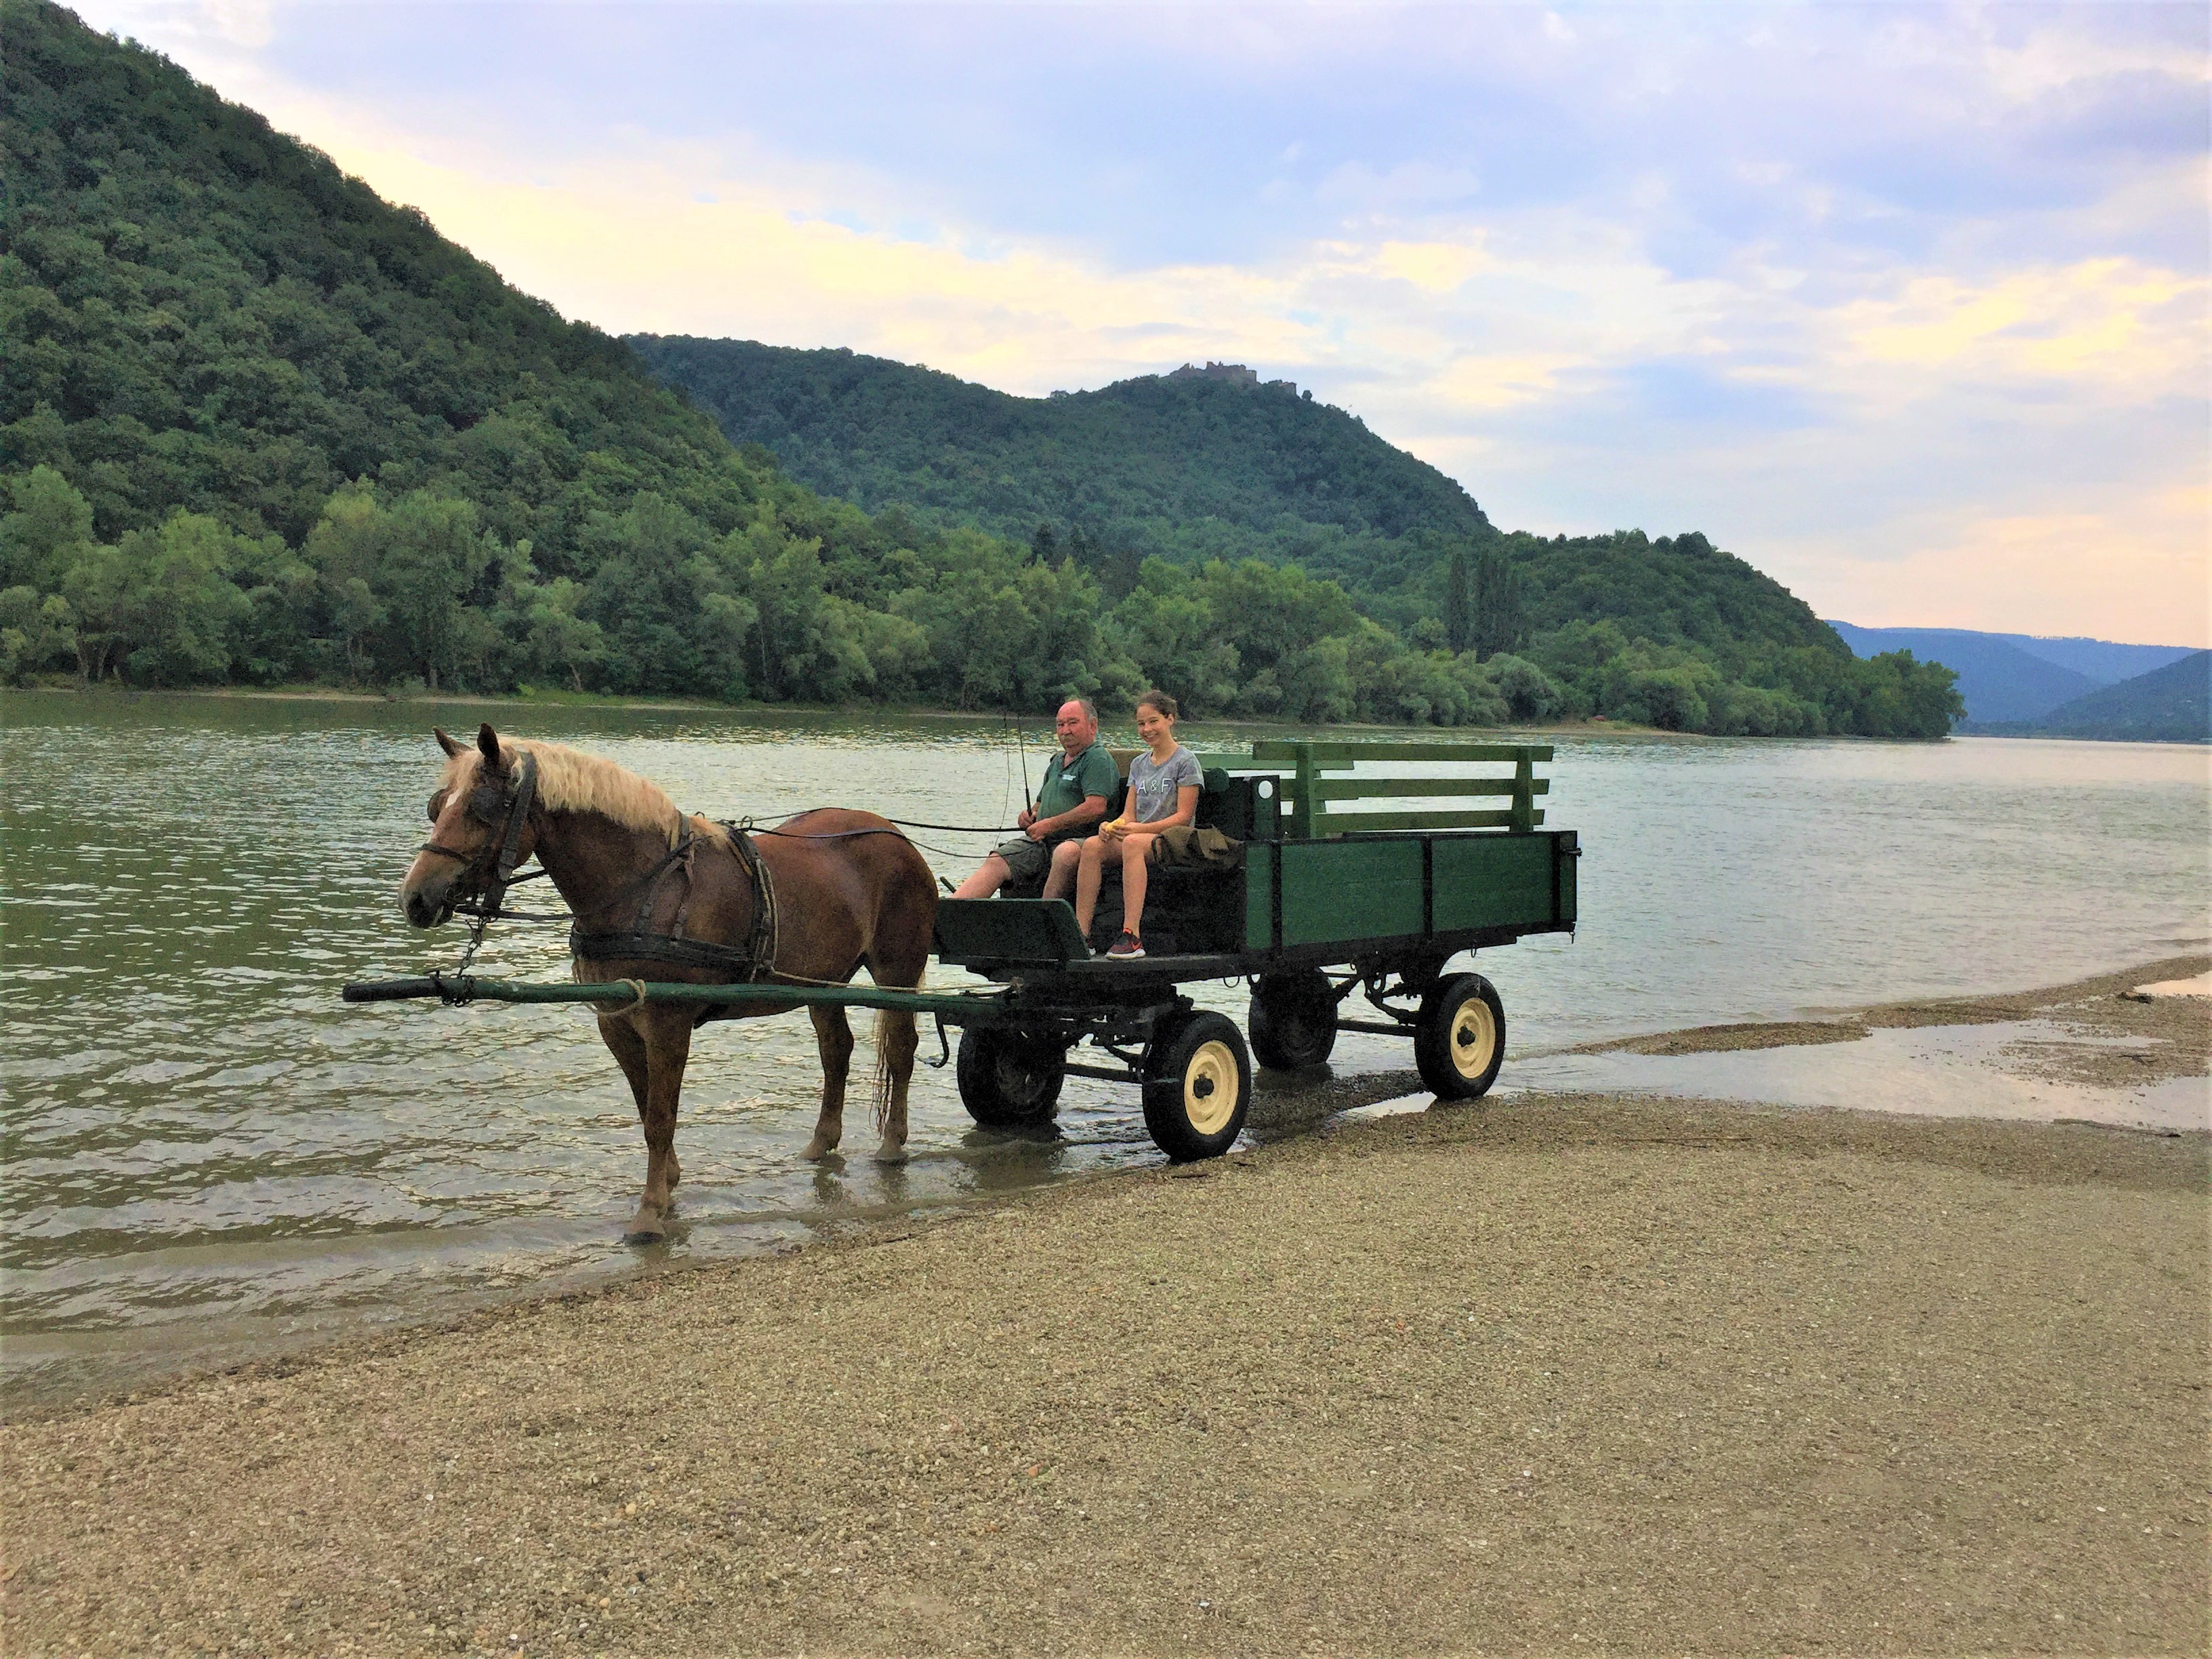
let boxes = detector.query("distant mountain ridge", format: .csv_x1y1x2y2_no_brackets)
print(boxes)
1826,622,2198,724
1829,623,2196,688
1967,650,2211,744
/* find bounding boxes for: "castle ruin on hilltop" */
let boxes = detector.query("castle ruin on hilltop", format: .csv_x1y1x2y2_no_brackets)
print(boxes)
1166,361,1298,395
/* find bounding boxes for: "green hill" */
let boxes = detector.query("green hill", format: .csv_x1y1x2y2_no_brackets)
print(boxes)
1975,651,2209,744
0,0,1114,706
633,340,1953,736
0,0,1957,737
624,338,1492,548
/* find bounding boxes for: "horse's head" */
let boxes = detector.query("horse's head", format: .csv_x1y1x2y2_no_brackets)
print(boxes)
401,724,542,928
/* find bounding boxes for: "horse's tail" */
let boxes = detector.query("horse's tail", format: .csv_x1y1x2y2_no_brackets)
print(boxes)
872,969,924,1136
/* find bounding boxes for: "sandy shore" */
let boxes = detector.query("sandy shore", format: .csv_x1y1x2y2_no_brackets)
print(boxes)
5,1086,2207,1656
1570,954,2211,1088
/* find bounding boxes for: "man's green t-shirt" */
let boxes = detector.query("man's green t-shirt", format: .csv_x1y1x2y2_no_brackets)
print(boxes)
1035,743,1118,835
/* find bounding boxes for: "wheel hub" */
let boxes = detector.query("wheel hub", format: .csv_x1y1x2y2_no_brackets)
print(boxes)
1183,1040,1238,1134
1449,1000,1496,1079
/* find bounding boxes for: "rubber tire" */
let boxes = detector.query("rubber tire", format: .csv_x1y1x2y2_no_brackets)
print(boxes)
1142,1010,1252,1162
955,1026,1065,1128
1248,970,1339,1069
1413,972,1506,1101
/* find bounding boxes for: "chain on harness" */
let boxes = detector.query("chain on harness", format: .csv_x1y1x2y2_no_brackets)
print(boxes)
417,752,539,994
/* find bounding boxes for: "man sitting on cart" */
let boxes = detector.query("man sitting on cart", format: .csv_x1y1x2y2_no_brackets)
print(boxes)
951,697,1118,902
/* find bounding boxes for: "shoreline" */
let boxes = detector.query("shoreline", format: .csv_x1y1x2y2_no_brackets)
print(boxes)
0,682,1711,741
15,682,2212,747
4,959,2208,1654
1562,951,2212,1087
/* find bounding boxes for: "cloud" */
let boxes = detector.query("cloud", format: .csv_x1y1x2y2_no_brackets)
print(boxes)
1831,259,2205,396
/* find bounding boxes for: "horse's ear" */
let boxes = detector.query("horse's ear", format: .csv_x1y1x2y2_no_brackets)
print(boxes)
477,724,501,768
434,727,463,758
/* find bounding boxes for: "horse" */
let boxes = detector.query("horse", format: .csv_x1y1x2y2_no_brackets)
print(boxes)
399,724,938,1242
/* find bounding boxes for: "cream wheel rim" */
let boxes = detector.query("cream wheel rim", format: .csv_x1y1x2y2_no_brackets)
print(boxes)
1448,998,1497,1080
1182,1040,1240,1135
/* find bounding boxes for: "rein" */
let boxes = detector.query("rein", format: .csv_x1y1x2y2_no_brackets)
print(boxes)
419,785,964,998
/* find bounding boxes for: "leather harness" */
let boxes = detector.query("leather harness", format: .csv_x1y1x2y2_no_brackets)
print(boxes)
421,756,781,986
569,821,779,983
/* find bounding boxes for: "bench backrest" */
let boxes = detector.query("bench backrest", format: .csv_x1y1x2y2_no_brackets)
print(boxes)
1189,741,1551,840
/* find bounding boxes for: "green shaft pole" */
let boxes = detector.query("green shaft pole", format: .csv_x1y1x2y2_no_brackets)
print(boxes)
342,975,996,1018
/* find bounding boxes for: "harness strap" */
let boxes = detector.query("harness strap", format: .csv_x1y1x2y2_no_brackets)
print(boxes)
482,753,538,922
571,819,781,987
567,929,768,974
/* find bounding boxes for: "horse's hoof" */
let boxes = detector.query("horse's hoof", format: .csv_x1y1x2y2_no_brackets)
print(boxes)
624,1206,666,1244
874,1141,909,1166
800,1134,840,1162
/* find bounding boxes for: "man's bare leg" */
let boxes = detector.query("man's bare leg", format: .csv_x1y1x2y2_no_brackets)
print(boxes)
951,852,1010,900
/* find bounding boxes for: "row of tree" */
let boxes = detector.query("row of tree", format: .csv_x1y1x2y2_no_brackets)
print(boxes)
1,465,1963,737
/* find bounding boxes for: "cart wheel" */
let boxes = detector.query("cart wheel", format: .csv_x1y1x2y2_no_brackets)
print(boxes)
1414,973,1505,1100
955,1027,1065,1128
1142,1010,1251,1161
1248,970,1338,1069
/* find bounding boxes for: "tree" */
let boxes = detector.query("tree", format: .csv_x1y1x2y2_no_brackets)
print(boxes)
380,493,494,691
1444,547,1473,655
108,512,253,685
0,586,74,681
0,464,94,589
1471,548,1525,660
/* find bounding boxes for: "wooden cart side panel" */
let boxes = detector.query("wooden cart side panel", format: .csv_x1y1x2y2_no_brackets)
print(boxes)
1279,840,1425,946
1244,842,1277,951
1431,832,1559,933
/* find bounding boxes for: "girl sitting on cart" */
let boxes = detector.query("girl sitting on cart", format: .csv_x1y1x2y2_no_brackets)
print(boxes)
1071,691,1202,960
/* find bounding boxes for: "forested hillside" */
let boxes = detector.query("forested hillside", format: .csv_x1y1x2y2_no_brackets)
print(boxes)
0,0,1957,737
1973,651,2210,745
636,338,1959,737
626,337,1492,551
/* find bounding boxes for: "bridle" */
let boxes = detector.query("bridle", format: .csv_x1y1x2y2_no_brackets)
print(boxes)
418,752,539,926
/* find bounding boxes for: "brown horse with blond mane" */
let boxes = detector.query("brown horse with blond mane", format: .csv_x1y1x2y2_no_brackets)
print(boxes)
400,725,937,1242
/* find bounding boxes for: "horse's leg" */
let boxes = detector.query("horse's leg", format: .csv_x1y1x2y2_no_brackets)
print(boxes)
871,1007,920,1162
867,885,935,1164
626,1007,693,1242
597,1012,678,1190
800,1004,854,1162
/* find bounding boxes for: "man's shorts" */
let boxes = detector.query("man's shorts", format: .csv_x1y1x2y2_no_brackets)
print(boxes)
992,834,1061,886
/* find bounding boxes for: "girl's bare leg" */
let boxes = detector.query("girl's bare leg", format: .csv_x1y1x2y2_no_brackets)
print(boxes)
1073,836,1106,933
1120,833,1157,936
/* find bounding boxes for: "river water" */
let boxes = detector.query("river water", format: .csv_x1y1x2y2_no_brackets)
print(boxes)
3,692,2206,1401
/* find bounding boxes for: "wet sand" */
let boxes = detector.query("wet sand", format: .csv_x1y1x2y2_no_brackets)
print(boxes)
1572,953,2211,1088
5,1085,2207,1656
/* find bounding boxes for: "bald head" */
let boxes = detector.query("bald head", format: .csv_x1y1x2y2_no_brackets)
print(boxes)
1054,699,1098,756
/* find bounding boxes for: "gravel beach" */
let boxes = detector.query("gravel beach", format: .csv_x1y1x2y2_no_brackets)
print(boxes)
5,1074,2207,1656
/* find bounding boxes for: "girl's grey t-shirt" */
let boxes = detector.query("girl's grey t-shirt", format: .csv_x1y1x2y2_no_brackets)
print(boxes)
1127,745,1202,823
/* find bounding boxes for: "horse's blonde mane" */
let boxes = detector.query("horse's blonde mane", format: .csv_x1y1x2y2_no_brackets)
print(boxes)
441,738,683,845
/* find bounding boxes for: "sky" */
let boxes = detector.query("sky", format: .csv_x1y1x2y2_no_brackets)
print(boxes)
71,0,2212,646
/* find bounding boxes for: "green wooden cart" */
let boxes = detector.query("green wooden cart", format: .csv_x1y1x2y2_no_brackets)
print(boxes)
346,741,1577,1164
930,739,1578,1160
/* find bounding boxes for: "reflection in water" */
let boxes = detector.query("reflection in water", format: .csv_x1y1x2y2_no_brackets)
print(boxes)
2,691,2206,1401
